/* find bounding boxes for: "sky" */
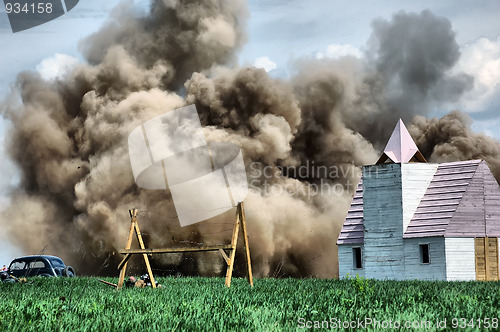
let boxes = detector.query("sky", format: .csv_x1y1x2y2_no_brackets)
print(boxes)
0,0,499,264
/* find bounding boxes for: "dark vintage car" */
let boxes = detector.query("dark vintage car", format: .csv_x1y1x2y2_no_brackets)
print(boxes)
7,255,76,278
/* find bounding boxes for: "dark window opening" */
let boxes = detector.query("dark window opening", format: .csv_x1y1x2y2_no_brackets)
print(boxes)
419,244,430,264
352,247,363,269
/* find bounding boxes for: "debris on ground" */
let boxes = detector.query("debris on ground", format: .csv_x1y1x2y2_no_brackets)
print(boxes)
1,272,28,283
125,274,162,288
97,279,118,288
96,275,162,288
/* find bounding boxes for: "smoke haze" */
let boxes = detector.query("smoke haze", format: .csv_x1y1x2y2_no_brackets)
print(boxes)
1,1,499,277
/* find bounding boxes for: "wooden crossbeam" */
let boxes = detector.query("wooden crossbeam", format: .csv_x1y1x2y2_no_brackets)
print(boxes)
219,249,230,265
120,244,233,255
118,254,132,271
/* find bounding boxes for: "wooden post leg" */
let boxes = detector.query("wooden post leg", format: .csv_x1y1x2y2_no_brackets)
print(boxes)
117,209,137,289
239,202,253,286
117,265,128,290
134,217,157,288
225,205,241,287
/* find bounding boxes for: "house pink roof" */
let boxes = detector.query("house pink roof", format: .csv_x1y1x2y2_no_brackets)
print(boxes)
405,159,500,238
336,178,364,244
336,159,500,245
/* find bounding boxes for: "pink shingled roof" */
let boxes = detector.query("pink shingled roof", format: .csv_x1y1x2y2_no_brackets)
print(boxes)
404,160,500,238
336,178,364,245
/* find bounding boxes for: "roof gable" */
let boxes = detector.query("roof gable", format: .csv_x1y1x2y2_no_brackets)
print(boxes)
443,161,486,237
403,160,500,238
484,164,500,236
403,160,480,238
444,161,500,237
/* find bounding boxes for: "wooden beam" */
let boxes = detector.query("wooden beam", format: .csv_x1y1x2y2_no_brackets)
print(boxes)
98,279,118,288
475,237,486,281
225,204,241,287
239,202,254,287
219,249,230,265
376,153,389,165
133,217,156,288
413,150,427,163
485,237,490,281
118,253,132,271
117,210,137,289
493,237,499,281
120,244,233,254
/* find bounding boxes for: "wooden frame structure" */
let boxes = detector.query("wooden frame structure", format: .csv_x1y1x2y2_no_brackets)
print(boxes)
117,202,253,289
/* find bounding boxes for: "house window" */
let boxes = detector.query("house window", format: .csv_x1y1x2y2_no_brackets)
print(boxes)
352,247,363,269
419,244,430,264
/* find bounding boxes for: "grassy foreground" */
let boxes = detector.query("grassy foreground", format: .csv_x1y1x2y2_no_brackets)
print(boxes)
0,276,499,331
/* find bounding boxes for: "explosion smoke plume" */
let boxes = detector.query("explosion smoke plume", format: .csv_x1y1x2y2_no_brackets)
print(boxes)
1,2,499,277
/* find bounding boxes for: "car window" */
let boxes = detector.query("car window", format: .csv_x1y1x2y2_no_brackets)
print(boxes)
49,258,65,268
29,261,47,269
9,261,26,270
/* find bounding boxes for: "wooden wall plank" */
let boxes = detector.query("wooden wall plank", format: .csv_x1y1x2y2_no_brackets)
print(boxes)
363,164,405,280
404,237,446,280
475,238,486,281
338,245,365,278
487,237,499,280
445,237,476,281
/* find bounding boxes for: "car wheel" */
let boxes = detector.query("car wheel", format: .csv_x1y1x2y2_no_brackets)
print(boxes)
64,266,76,277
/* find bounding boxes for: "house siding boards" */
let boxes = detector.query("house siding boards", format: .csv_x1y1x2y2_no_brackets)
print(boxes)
338,245,365,278
404,237,446,280
445,237,475,281
363,164,405,280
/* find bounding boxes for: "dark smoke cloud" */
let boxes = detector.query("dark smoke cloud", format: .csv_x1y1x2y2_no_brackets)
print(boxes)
349,10,474,147
1,2,499,278
409,111,500,180
81,0,248,92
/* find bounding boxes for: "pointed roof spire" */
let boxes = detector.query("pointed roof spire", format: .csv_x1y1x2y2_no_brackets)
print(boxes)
376,119,427,164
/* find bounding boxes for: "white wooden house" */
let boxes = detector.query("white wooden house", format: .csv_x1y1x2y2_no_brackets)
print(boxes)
337,120,500,281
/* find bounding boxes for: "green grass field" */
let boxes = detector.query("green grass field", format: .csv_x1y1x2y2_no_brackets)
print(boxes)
1,276,499,331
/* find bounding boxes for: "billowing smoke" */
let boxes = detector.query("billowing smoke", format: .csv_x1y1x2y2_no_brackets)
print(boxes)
409,111,500,180
347,10,474,147
1,2,499,277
